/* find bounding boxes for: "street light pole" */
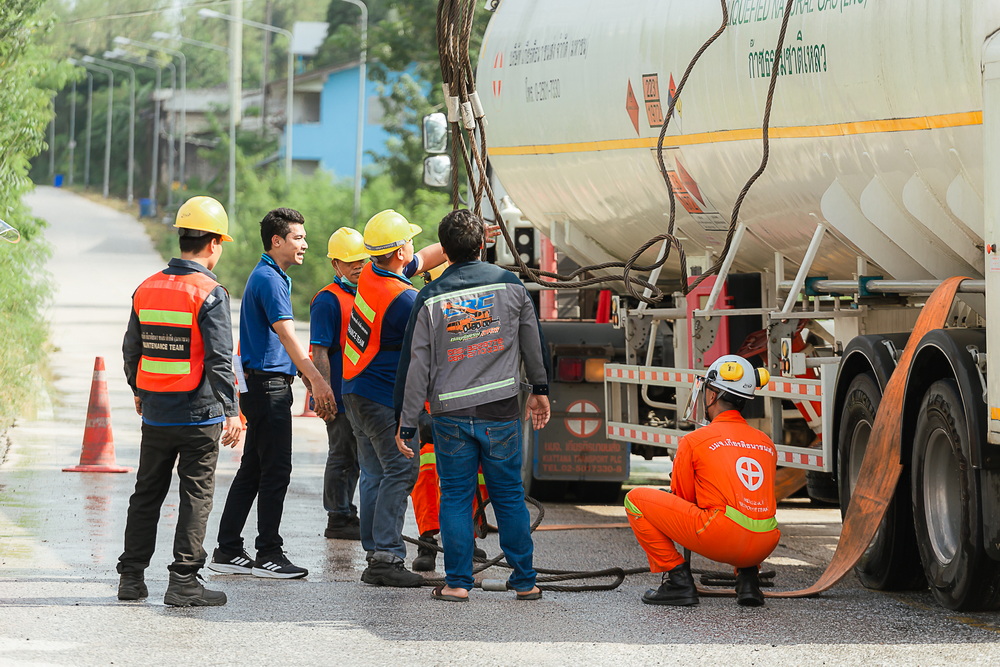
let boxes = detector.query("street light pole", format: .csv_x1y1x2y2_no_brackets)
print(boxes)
107,50,164,216
340,0,368,226
119,35,187,196
72,58,114,198
84,55,135,204
84,72,93,188
199,8,294,188
69,79,77,186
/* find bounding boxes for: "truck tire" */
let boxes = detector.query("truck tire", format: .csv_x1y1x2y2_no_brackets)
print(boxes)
911,378,1000,610
837,372,924,590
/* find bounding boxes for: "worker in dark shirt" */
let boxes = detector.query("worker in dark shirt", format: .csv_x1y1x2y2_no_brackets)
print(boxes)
119,196,241,606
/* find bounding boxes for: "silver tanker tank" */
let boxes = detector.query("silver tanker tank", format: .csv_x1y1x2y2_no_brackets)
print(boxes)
478,0,1000,287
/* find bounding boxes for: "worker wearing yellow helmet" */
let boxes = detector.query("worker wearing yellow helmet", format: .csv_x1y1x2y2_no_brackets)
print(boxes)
119,195,241,606
340,209,447,586
624,355,780,608
309,227,370,541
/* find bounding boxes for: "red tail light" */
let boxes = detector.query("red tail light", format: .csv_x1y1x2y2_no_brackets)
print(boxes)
556,357,584,382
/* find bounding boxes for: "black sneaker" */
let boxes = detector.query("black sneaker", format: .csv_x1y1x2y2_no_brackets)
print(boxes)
252,552,308,579
363,560,424,588
206,548,254,575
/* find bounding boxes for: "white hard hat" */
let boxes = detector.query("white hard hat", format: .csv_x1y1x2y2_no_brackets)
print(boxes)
704,355,770,400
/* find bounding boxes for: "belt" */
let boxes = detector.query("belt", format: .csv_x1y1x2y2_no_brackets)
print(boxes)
724,506,778,533
244,368,294,382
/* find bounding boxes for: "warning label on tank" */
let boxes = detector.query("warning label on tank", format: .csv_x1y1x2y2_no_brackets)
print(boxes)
653,152,729,231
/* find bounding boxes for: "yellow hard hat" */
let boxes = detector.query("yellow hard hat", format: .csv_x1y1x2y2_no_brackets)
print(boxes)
363,209,421,254
327,227,369,262
174,196,233,242
421,262,447,285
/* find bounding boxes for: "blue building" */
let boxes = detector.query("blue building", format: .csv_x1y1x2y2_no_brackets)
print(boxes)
269,61,392,179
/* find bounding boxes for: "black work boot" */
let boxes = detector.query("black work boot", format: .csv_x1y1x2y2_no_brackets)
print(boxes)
412,532,437,572
324,514,361,540
117,572,148,601
364,560,424,588
163,571,227,607
642,562,699,606
735,567,765,607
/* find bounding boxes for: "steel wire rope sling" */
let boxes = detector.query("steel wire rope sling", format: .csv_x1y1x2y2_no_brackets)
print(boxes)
437,0,669,303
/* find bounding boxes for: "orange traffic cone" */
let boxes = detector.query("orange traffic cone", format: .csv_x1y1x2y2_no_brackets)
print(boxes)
63,356,131,473
297,390,318,418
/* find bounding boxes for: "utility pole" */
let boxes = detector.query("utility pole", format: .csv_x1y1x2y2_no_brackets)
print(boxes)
262,0,272,136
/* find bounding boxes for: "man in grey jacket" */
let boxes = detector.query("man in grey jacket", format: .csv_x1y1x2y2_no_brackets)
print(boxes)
394,208,550,602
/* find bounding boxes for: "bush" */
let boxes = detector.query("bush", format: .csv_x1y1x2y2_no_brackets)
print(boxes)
0,1,67,429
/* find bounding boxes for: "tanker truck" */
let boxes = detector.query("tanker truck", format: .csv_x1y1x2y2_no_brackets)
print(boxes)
421,0,1000,610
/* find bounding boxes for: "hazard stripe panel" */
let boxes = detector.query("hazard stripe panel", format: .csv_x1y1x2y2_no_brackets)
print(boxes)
605,422,825,472
605,364,822,399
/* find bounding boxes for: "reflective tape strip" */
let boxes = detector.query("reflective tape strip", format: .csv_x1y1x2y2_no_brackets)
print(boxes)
139,358,191,375
344,344,361,365
623,494,642,518
420,452,437,467
477,473,486,485
354,295,376,323
439,377,516,402
138,309,192,326
724,506,777,533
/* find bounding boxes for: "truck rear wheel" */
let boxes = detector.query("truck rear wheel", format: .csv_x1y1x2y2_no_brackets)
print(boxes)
837,372,924,590
911,378,1000,610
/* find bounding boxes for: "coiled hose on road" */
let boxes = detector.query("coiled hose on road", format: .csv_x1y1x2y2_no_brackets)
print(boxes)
402,495,775,593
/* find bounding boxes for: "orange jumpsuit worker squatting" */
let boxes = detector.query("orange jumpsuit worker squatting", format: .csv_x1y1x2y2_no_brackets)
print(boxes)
625,354,780,607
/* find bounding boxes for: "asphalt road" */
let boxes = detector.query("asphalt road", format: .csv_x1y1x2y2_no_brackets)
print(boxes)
2,188,1000,666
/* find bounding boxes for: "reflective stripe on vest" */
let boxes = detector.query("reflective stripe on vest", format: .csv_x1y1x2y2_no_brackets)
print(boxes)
724,505,778,533
420,452,437,467
313,281,356,350
343,262,414,380
134,270,219,393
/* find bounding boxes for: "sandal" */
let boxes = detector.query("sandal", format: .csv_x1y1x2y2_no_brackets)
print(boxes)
431,585,469,602
515,588,542,601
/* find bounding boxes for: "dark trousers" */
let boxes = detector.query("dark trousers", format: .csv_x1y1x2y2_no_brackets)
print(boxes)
323,412,359,518
117,422,222,575
216,373,293,557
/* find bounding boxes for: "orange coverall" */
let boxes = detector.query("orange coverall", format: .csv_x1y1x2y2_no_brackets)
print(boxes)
625,410,781,572
411,443,489,536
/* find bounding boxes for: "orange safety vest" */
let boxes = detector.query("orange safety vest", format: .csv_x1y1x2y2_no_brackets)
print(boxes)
133,270,219,393
313,281,356,350
343,262,415,380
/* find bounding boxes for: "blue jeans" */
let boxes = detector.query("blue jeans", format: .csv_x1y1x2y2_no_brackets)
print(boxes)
432,416,536,591
323,412,359,518
344,393,419,562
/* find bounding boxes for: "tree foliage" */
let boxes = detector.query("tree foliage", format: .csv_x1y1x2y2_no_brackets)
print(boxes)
315,2,490,205
0,0,70,428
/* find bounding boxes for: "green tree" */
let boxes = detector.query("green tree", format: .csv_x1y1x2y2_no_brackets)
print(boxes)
0,0,71,429
314,2,490,206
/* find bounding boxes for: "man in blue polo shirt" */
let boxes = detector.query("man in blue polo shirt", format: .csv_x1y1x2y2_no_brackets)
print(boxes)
209,207,335,580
